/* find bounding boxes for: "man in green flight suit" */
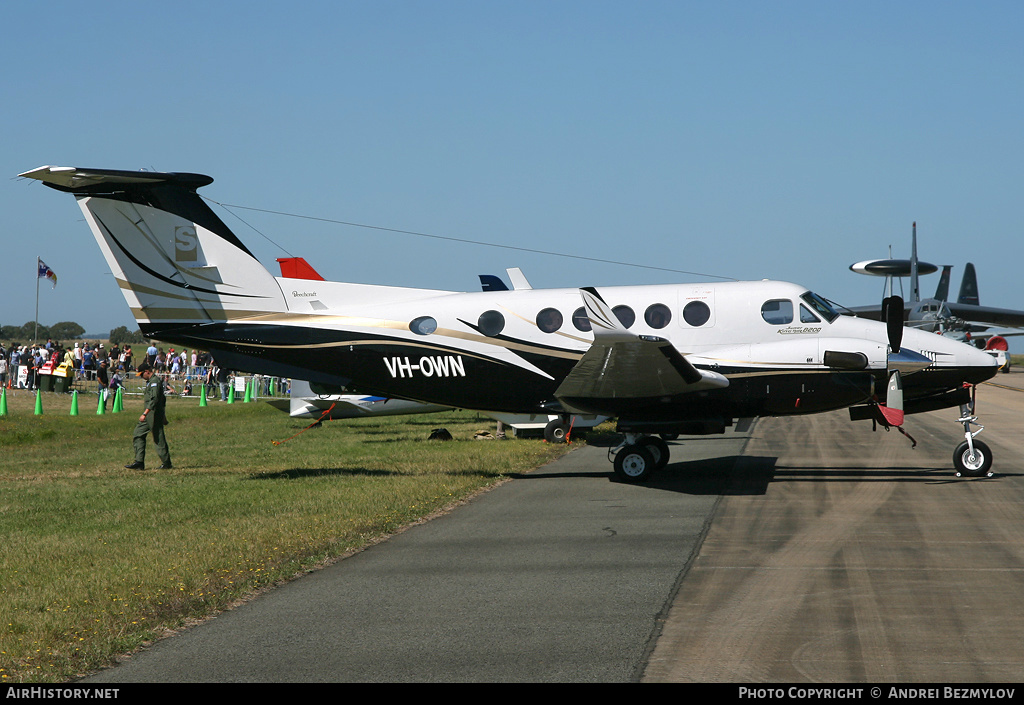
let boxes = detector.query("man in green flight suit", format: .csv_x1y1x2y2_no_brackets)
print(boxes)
124,360,172,470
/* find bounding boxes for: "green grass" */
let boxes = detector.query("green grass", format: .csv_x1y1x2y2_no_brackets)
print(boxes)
0,390,577,682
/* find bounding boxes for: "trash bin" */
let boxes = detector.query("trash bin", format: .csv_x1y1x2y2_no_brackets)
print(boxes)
38,373,54,393
52,363,71,394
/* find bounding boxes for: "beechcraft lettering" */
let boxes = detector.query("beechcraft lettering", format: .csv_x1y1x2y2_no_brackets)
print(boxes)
384,355,466,379
19,165,1000,481
777,326,822,335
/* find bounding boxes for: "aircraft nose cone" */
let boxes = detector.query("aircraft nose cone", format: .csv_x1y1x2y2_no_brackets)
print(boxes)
964,345,999,384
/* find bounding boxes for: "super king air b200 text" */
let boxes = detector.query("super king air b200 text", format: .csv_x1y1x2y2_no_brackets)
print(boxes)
19,166,999,480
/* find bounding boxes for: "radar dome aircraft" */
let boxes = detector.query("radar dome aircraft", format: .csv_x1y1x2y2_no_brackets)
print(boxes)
848,222,1023,373
18,167,1000,479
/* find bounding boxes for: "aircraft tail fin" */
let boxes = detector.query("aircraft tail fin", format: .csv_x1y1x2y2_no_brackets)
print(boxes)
277,257,325,281
18,166,288,338
957,263,979,306
934,265,952,302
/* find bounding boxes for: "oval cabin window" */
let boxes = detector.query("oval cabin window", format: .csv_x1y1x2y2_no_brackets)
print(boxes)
682,301,712,327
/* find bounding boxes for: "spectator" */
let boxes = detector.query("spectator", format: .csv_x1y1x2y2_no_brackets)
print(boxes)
97,360,110,410
216,364,231,401
109,366,124,394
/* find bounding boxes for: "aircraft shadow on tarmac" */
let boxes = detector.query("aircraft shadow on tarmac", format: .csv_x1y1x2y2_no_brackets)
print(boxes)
770,466,1021,483
513,453,780,496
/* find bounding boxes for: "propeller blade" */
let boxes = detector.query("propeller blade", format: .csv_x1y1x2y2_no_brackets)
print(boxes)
883,295,904,354
878,369,904,427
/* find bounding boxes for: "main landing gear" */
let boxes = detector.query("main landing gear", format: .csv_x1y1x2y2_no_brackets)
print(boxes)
611,433,670,482
953,401,993,478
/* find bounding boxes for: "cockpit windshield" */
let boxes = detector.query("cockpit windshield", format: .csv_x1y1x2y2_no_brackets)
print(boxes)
800,292,839,323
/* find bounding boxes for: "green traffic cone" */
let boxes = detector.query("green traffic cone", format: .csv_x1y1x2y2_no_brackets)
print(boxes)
97,391,105,415
228,381,235,404
243,377,252,403
34,389,43,415
0,388,7,417
199,384,207,407
113,387,123,413
70,390,79,416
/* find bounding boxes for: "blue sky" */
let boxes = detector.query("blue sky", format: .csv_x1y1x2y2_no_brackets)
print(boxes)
3,1,1022,348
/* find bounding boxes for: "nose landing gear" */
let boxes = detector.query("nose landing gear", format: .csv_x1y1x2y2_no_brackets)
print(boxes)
953,400,993,478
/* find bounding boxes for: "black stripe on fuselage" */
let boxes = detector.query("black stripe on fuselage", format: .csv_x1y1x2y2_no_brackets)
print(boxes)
140,320,989,417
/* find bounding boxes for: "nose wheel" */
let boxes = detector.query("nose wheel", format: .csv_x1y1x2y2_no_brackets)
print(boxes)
953,395,993,478
954,438,993,478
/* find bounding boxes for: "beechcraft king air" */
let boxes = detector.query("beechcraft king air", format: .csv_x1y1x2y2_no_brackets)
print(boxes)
19,166,1000,479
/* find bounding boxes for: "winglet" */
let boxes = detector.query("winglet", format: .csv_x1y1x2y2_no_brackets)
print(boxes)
506,267,532,290
581,287,633,342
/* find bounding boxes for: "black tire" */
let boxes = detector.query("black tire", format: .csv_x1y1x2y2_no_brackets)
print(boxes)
639,436,670,471
613,444,655,482
953,439,993,477
544,419,568,443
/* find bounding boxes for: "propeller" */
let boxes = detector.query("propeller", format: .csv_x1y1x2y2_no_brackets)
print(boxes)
879,295,907,426
884,294,932,376
883,295,903,353
879,294,927,429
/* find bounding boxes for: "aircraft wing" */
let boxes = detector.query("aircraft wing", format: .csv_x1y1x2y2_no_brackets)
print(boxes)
843,301,1024,330
943,302,1024,329
554,288,728,416
841,303,904,322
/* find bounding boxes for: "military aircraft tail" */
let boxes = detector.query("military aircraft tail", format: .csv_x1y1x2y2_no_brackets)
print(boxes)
934,265,952,302
19,166,288,340
957,263,979,306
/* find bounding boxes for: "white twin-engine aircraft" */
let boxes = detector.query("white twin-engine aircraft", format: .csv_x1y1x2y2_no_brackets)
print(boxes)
20,166,999,480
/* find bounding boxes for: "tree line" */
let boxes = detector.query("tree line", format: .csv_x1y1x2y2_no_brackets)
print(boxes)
1,321,148,345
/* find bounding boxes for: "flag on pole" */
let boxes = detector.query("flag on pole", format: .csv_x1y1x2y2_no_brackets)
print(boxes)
38,258,57,288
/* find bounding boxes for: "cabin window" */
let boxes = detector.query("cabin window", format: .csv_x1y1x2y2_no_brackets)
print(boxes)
536,308,563,333
682,301,712,327
800,304,820,323
613,305,635,328
645,303,672,329
478,310,505,337
410,316,438,335
761,300,793,325
572,307,592,332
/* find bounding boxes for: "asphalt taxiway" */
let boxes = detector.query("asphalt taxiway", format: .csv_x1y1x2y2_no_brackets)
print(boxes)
84,372,1024,682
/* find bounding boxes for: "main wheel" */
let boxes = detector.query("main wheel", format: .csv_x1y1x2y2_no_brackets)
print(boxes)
953,439,993,477
544,419,569,443
639,436,670,471
613,444,655,482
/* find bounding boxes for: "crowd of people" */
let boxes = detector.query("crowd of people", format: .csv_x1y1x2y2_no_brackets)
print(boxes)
2,339,142,390
1,339,289,402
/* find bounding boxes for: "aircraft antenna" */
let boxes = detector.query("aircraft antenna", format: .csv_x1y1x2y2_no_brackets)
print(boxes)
205,198,739,282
